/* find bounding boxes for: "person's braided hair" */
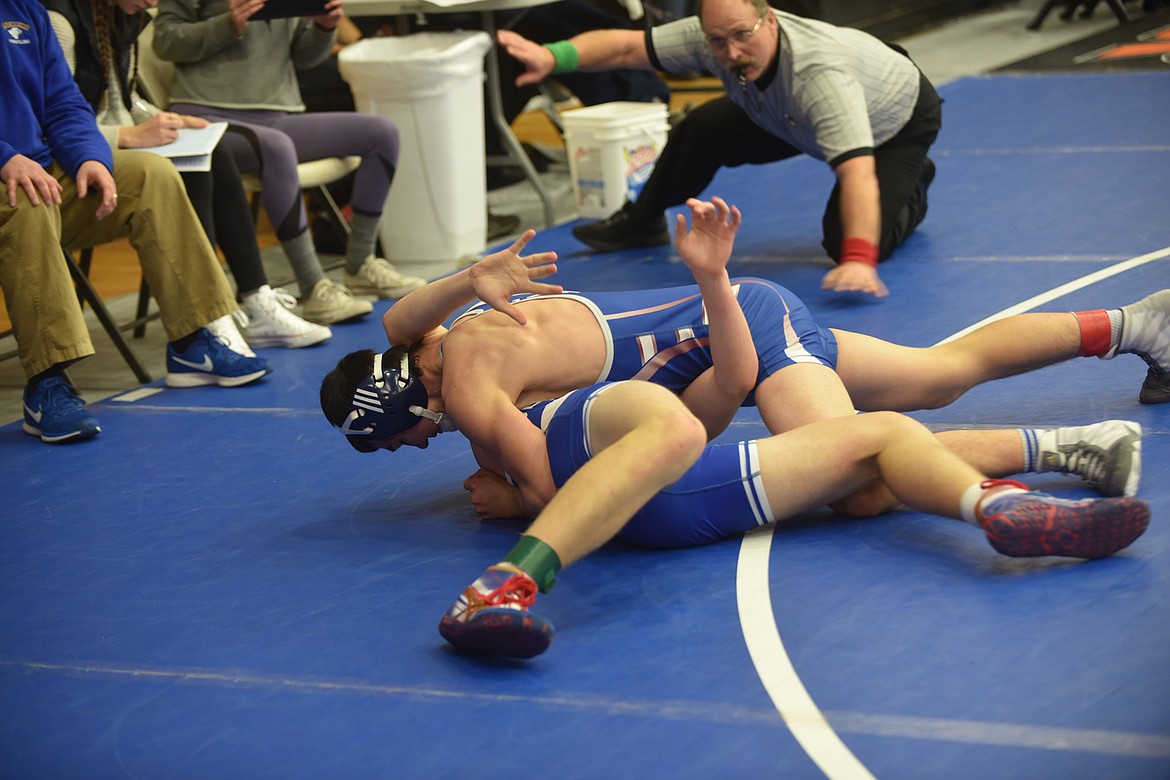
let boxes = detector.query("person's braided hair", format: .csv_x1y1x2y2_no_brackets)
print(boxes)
89,0,145,101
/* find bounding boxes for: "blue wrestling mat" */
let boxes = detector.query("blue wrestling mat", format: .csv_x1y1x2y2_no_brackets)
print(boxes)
1,71,1168,779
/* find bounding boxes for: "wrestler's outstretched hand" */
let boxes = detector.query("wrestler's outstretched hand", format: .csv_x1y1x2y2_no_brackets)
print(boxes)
469,229,562,326
675,197,742,283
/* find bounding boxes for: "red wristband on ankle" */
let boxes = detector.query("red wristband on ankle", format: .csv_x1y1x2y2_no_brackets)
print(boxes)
1074,310,1112,357
839,237,879,267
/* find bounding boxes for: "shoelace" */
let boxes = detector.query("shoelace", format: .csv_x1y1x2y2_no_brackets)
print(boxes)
317,280,356,302
365,258,409,285
258,288,313,329
270,287,298,311
208,311,250,350
40,378,85,414
458,572,538,621
1060,442,1108,485
201,328,262,367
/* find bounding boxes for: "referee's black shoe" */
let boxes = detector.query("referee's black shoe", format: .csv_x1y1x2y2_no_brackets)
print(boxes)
572,202,670,253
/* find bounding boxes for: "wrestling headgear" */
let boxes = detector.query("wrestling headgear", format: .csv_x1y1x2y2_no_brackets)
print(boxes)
336,349,446,450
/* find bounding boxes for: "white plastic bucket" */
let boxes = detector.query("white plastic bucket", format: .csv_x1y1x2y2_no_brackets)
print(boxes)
562,102,670,219
339,32,492,264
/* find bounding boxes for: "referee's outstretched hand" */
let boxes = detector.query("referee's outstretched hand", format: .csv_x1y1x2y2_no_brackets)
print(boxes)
821,261,889,298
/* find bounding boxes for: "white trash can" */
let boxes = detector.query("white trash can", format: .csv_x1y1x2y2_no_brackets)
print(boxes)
339,32,492,264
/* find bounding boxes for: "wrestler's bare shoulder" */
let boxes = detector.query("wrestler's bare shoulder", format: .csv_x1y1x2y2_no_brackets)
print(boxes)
443,297,606,396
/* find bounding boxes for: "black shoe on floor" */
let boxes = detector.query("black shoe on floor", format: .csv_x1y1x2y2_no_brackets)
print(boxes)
487,211,521,241
572,202,671,252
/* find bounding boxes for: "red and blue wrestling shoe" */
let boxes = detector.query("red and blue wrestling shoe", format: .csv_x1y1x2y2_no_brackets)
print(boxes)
439,564,554,659
978,480,1150,559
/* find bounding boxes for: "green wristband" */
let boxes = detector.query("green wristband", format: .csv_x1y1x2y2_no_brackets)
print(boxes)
504,534,562,593
543,40,579,75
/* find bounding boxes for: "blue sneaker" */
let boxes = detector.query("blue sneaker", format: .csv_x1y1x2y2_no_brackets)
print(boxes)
978,480,1150,559
439,564,554,659
22,376,101,443
165,328,270,388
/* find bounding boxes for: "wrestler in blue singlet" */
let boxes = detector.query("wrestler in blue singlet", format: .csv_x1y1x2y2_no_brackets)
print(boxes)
524,384,776,549
452,278,839,402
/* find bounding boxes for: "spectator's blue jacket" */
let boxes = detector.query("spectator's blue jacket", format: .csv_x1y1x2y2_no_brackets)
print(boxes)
0,0,112,176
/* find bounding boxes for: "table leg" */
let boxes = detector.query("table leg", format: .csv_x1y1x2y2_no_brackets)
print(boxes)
480,10,556,228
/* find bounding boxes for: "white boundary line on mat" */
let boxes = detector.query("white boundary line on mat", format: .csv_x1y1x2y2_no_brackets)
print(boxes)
736,248,1168,779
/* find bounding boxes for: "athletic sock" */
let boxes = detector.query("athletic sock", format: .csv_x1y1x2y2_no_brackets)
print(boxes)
170,331,200,352
27,365,68,391
1074,309,1123,358
1019,428,1042,472
280,229,326,297
345,211,381,275
502,535,562,593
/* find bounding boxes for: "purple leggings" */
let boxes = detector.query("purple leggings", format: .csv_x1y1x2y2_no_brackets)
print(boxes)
170,105,400,241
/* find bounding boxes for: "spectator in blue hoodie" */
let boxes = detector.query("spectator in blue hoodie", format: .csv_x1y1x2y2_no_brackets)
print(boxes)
1,0,269,444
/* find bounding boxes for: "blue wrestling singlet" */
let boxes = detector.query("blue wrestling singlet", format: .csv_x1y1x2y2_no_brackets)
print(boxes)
453,278,839,402
524,384,776,549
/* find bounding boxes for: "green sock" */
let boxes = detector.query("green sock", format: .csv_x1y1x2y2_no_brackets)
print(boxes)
503,535,561,593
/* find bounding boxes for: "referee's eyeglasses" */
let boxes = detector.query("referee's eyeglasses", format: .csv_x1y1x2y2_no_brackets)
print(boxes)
706,15,766,52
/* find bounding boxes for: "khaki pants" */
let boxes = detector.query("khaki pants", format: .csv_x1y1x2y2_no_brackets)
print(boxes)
0,151,236,378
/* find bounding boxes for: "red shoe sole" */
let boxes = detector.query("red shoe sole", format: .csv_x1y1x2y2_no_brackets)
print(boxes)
983,497,1150,558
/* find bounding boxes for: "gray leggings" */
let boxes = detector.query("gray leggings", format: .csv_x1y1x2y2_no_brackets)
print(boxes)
170,105,400,241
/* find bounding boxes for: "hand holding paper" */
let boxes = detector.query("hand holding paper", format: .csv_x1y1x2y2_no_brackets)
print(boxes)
132,122,229,172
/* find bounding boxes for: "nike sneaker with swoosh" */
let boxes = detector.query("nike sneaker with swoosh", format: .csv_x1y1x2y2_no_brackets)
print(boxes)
165,328,271,388
22,376,101,443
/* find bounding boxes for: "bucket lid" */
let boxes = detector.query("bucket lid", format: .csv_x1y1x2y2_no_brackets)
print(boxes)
562,101,668,128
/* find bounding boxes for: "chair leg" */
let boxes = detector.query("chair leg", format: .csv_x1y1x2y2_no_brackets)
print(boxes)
1028,0,1067,28
1103,0,1130,21
74,247,95,310
314,184,352,239
63,248,152,384
133,279,152,339
250,192,262,230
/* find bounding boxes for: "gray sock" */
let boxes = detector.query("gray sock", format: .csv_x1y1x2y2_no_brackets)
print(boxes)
345,212,381,275
280,230,326,297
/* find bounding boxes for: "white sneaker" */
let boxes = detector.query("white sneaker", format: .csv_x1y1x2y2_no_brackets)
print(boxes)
1115,290,1170,404
344,256,427,299
301,278,373,325
241,285,332,348
206,309,256,357
1040,420,1142,497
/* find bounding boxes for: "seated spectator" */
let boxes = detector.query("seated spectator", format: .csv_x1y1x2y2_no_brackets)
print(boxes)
1,0,270,443
152,0,426,325
43,0,332,351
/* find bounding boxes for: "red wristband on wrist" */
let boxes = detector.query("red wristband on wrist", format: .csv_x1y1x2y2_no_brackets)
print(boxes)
839,237,879,267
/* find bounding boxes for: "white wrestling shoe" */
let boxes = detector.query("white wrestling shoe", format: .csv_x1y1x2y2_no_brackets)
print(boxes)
206,309,256,357
241,285,332,348
344,256,426,299
1039,420,1142,497
1107,290,1170,404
